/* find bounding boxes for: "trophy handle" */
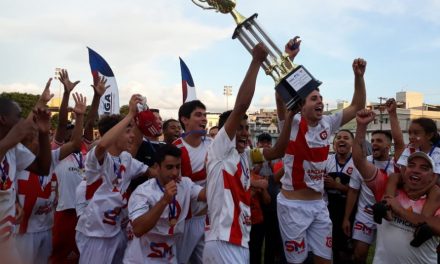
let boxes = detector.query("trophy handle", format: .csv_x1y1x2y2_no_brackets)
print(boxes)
191,0,217,10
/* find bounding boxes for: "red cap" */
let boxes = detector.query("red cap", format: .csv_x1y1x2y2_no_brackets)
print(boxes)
135,110,162,138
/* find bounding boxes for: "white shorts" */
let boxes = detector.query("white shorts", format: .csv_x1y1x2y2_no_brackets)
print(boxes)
203,240,249,264
277,193,332,263
176,215,205,264
352,219,377,245
15,229,52,264
76,230,126,264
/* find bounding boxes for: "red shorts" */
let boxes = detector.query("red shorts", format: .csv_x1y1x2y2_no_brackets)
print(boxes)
51,209,80,263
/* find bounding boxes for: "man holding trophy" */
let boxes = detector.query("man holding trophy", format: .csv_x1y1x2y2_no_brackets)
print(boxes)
192,1,367,263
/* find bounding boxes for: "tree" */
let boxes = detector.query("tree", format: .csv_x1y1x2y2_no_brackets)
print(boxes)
0,92,39,118
120,105,129,116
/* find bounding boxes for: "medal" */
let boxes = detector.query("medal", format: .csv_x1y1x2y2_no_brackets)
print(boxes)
169,218,177,227
335,177,341,183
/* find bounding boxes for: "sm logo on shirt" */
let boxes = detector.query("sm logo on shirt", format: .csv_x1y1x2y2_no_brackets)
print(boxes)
285,239,305,254
148,242,173,259
354,221,373,235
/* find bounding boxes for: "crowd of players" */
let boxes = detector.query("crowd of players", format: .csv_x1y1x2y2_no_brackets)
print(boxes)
1,39,440,264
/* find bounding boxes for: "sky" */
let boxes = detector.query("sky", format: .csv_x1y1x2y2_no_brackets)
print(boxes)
1,0,440,119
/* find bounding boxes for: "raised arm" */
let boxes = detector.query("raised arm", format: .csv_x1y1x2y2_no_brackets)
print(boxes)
263,110,295,160
26,107,52,175
0,119,37,161
385,98,405,160
59,93,87,160
223,43,268,140
55,69,80,144
341,59,367,126
352,109,378,184
94,94,142,163
84,76,108,142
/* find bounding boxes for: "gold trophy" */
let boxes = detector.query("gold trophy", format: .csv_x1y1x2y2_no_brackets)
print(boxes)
191,0,322,110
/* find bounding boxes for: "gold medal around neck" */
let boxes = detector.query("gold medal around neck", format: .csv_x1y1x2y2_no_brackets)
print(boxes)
169,218,177,227
335,177,341,183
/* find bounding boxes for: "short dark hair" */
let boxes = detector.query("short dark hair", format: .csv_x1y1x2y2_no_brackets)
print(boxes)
0,97,17,116
178,100,206,131
98,114,123,136
163,119,179,130
257,132,272,142
150,108,160,113
336,129,354,139
218,110,248,130
209,126,219,132
156,144,182,165
371,130,392,142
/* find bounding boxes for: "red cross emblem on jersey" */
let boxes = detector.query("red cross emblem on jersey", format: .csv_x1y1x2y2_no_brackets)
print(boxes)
285,118,330,189
17,172,57,234
222,162,251,246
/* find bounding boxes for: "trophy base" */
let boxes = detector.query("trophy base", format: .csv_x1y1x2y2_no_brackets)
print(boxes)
275,65,322,110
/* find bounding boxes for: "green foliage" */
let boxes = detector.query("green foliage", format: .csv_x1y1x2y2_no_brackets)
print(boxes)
51,113,59,129
0,92,39,118
120,105,129,116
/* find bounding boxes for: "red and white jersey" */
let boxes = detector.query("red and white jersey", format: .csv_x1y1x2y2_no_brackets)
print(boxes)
397,146,440,174
350,155,396,226
16,148,60,234
281,112,342,192
124,177,202,263
370,169,440,263
54,141,89,211
76,147,148,238
173,136,212,216
0,143,35,242
205,128,252,248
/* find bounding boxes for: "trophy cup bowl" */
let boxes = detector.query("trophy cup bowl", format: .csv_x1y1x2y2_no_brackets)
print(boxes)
191,0,322,110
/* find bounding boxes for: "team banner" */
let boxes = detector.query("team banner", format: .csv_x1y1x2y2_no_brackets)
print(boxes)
88,47,120,115
179,57,197,103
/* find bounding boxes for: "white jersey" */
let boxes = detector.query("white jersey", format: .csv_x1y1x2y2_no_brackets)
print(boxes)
350,155,396,226
75,179,87,217
324,153,360,202
54,141,89,211
16,148,61,234
76,147,148,238
397,146,440,174
281,112,342,192
124,177,202,263
0,143,35,241
173,136,212,216
205,127,252,248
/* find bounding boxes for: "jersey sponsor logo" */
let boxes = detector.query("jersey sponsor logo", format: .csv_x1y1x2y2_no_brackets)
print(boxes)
285,238,306,254
326,236,332,248
346,167,353,175
354,221,373,235
307,169,325,181
319,130,328,140
148,242,173,259
102,207,122,225
363,205,373,215
35,202,55,215
393,215,417,229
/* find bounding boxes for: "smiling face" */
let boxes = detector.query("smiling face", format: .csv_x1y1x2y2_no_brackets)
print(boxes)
371,132,391,160
333,130,353,156
115,120,135,152
163,120,181,143
236,119,250,153
301,90,324,126
403,156,435,193
408,122,432,149
182,107,207,135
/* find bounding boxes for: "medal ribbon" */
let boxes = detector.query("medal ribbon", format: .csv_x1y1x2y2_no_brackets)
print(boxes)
0,157,8,185
335,154,352,177
155,178,176,220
